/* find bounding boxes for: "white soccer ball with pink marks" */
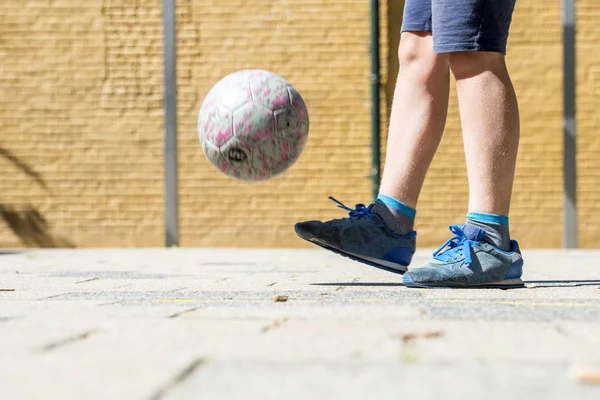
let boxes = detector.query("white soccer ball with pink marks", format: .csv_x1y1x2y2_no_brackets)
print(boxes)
198,70,309,181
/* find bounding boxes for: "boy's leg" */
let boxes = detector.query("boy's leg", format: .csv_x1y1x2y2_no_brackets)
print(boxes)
452,51,519,251
379,13,450,210
375,31,449,236
404,0,524,288
294,0,449,274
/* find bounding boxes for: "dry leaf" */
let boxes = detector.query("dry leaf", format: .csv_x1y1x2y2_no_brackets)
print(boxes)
573,367,600,385
397,330,444,341
526,284,537,289
261,318,289,332
273,295,288,302
269,321,281,329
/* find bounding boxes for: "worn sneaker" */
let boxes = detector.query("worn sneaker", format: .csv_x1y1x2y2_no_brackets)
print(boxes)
402,224,524,288
294,197,416,274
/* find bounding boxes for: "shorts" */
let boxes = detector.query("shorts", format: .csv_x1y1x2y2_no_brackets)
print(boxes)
401,0,517,54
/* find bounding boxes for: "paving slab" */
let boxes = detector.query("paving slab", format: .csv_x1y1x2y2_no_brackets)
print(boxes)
1,248,600,399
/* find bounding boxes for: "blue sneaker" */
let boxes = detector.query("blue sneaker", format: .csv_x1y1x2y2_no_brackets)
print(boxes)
402,224,524,289
294,197,416,274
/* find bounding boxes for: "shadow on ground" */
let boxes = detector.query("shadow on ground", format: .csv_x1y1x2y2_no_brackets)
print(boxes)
0,250,22,255
312,282,403,287
312,280,600,288
523,280,600,288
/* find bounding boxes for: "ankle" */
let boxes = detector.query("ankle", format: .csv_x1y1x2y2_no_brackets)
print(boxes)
372,194,416,236
466,212,511,252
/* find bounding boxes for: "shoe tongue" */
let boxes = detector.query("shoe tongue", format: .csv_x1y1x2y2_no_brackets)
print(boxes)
463,224,485,241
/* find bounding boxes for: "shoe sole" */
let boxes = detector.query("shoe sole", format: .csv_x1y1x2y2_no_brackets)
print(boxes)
296,231,409,274
402,274,524,289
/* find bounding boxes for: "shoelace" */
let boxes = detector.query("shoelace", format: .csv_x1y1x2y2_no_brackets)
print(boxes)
433,225,479,265
329,196,376,221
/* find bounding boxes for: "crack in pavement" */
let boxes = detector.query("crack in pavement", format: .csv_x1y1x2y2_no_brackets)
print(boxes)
36,330,99,353
148,358,208,400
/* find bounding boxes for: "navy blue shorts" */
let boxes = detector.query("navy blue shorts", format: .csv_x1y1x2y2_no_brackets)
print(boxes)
401,0,517,54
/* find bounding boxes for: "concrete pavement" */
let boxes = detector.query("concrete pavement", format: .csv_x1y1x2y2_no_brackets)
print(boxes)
1,248,600,399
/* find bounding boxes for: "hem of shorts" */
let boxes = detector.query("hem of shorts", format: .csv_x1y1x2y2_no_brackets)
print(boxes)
433,42,507,55
401,24,432,33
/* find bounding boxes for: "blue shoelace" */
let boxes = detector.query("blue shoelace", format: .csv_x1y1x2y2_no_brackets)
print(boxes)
329,197,376,221
433,225,479,265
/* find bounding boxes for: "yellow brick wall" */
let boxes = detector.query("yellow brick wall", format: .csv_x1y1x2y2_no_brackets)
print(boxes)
577,0,600,248
0,0,598,249
177,0,374,247
0,0,165,247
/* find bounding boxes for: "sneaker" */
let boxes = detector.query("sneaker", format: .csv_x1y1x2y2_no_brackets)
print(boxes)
294,197,416,274
402,224,524,288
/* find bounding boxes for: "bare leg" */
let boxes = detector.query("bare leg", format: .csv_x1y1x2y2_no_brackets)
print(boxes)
449,52,519,216
378,32,450,209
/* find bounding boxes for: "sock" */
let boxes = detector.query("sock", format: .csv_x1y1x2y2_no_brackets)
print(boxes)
466,212,511,252
372,194,416,236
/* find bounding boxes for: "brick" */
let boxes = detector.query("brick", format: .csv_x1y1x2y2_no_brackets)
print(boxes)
0,0,598,249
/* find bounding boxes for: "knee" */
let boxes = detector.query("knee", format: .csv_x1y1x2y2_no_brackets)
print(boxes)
397,32,446,79
448,51,506,80
398,32,431,67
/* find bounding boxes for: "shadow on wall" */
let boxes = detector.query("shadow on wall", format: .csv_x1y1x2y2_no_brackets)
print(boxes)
0,148,74,248
0,148,47,190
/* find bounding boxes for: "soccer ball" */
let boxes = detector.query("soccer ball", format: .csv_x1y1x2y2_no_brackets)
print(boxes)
198,69,309,181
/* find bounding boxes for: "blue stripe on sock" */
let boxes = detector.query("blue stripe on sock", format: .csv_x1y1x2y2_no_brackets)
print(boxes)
377,194,416,218
467,211,509,226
